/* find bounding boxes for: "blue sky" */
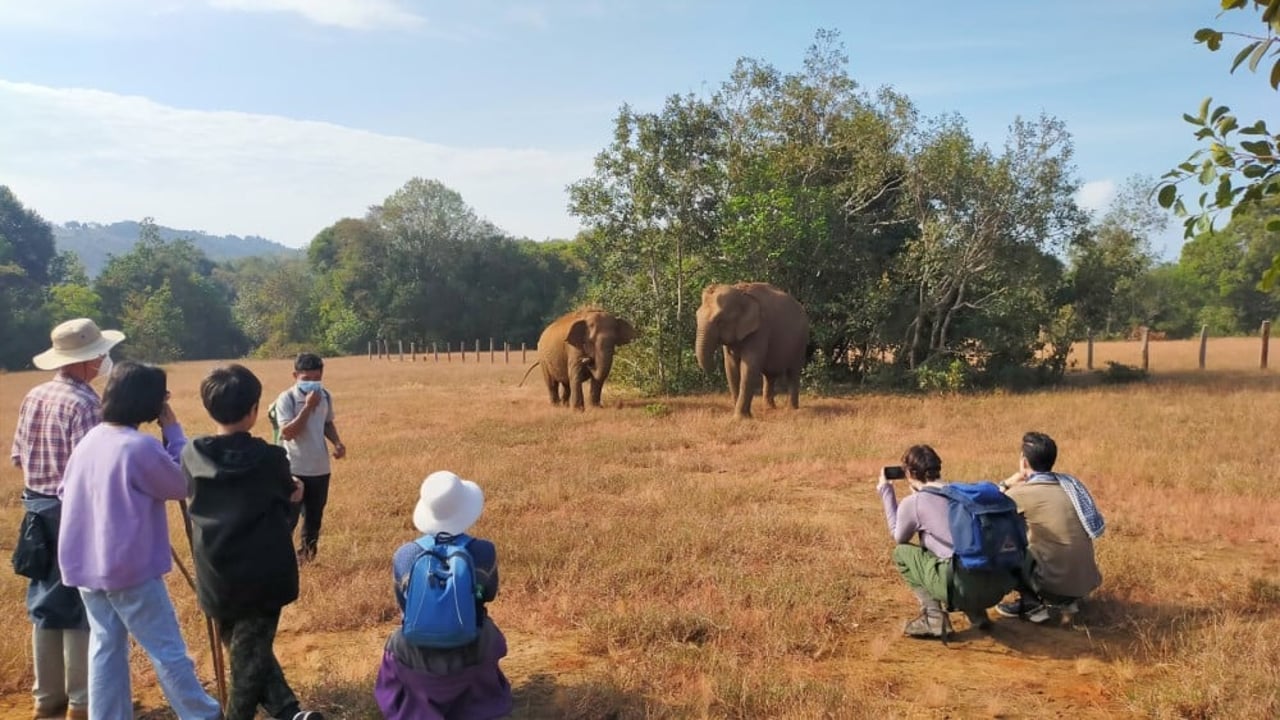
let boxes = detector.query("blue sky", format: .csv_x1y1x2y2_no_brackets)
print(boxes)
0,1,1271,258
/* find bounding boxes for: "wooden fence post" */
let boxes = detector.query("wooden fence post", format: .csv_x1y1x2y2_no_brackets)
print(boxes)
504,342,510,364
410,342,416,362
1085,329,1093,371
1262,320,1271,370
398,340,404,362
1141,327,1150,372
368,341,373,361
522,342,527,363
1198,325,1208,370
433,342,439,362
446,342,451,362
489,337,495,363
461,341,466,363
475,339,481,360
384,339,392,360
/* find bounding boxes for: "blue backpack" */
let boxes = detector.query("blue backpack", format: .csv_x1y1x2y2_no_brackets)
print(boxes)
402,533,482,648
921,482,1027,572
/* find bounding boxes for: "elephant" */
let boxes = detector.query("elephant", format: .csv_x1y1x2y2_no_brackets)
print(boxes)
695,282,810,419
527,308,636,410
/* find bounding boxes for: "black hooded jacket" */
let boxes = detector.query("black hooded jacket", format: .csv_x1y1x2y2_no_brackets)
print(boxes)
181,432,299,619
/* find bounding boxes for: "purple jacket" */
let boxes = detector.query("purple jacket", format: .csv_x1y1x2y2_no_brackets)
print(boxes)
58,423,189,591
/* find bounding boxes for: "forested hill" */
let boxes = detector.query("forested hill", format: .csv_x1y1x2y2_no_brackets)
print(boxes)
54,220,296,276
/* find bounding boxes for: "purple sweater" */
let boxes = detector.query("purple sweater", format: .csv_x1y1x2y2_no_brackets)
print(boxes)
879,483,956,559
58,423,189,592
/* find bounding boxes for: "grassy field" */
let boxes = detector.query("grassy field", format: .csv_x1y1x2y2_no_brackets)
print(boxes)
1,337,1277,719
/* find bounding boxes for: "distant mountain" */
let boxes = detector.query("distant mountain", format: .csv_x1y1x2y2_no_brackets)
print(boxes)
53,221,298,277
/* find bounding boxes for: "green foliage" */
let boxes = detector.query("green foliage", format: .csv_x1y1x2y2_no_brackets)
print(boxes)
120,280,184,362
1157,0,1280,289
0,186,54,369
94,219,247,361
46,284,102,322
913,357,971,393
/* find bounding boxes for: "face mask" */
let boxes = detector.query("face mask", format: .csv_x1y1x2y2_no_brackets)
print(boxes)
94,355,113,383
297,380,323,394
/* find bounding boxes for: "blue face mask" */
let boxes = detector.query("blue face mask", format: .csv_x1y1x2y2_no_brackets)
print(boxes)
297,380,323,394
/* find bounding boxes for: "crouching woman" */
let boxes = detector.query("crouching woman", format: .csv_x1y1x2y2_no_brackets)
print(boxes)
877,445,1016,640
375,471,513,720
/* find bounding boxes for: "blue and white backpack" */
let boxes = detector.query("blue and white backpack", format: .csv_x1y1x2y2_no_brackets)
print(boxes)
402,533,483,648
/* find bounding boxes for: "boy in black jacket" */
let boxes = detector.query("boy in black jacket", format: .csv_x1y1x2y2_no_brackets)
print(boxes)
182,364,322,720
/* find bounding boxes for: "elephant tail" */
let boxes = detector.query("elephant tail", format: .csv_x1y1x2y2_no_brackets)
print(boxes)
517,361,540,387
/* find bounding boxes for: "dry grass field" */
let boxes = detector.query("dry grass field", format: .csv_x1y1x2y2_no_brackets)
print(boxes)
1,337,1278,719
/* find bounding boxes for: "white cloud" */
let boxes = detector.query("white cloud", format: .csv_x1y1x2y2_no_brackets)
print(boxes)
206,0,423,30
0,79,592,246
1075,179,1117,217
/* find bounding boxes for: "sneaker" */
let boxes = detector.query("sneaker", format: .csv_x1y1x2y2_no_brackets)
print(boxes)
292,712,325,720
995,595,1049,623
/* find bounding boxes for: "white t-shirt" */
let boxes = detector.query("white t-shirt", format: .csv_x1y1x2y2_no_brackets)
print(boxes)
273,386,334,477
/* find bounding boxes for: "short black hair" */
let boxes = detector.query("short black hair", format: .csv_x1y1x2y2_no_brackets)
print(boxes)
200,364,262,425
294,353,324,372
1022,432,1058,472
102,361,167,427
902,444,942,482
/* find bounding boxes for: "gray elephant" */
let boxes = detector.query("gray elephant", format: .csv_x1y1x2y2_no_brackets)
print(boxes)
695,282,810,419
525,308,636,410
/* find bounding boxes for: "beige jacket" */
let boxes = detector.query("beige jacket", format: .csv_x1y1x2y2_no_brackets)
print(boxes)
1006,482,1102,599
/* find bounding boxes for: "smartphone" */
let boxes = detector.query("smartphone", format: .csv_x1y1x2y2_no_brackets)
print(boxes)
882,466,906,480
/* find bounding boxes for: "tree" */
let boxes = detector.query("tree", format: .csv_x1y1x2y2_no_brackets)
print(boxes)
95,219,247,360
1157,0,1280,288
0,186,55,369
1068,176,1163,337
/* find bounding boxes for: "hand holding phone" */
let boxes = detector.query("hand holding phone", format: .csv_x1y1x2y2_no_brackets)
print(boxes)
882,465,905,481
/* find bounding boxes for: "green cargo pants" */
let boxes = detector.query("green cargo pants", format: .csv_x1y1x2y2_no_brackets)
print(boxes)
893,544,1016,613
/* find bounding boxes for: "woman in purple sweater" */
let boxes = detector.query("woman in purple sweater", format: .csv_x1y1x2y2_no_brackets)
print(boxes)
58,362,221,720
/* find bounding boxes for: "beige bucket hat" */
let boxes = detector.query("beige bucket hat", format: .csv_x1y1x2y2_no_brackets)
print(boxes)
413,471,484,536
32,318,125,370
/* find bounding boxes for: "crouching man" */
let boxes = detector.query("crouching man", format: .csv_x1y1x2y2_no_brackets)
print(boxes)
996,432,1104,623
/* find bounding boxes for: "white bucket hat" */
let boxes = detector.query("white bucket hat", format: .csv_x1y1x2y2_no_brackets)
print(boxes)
413,471,484,536
32,318,125,370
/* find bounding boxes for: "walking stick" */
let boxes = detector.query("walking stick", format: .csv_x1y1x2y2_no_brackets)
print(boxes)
176,500,228,709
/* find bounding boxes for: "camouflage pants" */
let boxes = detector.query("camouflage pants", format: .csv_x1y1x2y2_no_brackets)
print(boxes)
217,610,300,720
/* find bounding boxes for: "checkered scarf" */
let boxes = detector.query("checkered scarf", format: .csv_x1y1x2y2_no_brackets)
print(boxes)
1027,472,1106,539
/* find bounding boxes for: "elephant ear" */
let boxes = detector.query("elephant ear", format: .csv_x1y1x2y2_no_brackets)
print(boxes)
565,319,590,348
615,318,637,345
730,292,761,342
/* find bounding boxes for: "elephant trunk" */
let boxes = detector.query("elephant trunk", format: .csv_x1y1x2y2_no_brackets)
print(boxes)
591,344,614,382
696,324,716,373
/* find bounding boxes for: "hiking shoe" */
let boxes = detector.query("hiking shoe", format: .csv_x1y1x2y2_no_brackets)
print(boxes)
903,610,951,639
291,713,325,720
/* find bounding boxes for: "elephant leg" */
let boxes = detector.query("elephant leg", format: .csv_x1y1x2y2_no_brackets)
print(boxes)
588,377,604,407
787,367,801,409
542,367,561,406
722,349,740,403
557,383,571,405
735,364,759,419
568,375,586,411
763,374,778,409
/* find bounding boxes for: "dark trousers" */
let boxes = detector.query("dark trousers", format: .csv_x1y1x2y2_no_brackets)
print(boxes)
288,474,330,560
217,610,299,720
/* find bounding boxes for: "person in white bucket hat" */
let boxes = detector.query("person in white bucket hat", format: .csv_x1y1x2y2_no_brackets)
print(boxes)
374,471,513,720
11,318,123,720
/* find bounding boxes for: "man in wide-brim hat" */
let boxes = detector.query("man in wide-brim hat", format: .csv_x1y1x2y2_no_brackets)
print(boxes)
11,318,124,720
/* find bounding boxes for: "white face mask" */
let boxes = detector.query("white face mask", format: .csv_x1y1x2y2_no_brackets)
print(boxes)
94,354,113,383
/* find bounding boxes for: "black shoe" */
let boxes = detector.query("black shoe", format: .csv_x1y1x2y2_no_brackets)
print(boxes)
291,712,325,720
996,595,1049,623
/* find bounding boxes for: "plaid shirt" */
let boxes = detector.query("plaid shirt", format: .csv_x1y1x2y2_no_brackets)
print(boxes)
10,372,102,496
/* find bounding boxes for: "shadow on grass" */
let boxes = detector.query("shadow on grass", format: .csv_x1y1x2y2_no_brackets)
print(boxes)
512,672,657,720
